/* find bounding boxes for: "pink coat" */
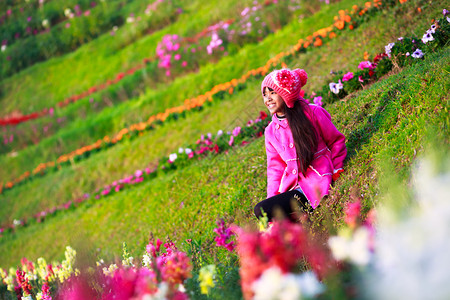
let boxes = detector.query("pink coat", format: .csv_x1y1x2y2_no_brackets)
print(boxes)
265,104,347,208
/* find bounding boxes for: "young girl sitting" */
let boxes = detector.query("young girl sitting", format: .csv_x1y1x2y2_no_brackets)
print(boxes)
254,68,347,222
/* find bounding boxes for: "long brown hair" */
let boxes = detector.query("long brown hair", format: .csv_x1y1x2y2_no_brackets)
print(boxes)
284,99,318,175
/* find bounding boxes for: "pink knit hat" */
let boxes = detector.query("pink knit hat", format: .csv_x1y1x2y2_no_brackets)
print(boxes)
261,68,308,108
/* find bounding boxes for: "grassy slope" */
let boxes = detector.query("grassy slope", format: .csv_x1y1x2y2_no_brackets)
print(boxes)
0,0,444,222
1,0,441,183
0,33,448,269
0,0,367,182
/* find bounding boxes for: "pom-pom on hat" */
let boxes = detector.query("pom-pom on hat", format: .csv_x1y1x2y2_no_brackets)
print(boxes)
261,68,308,108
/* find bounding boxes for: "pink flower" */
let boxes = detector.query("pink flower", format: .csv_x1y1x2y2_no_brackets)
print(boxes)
344,200,361,228
228,135,234,146
313,96,323,106
165,70,171,77
214,219,236,252
232,126,241,137
174,54,181,60
65,23,71,28
358,61,375,70
342,72,354,82
181,61,187,67
358,76,364,83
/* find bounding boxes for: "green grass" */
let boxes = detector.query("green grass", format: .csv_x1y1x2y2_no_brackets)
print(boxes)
0,44,448,268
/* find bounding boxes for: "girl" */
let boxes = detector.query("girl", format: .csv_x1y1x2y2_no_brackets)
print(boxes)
254,68,347,222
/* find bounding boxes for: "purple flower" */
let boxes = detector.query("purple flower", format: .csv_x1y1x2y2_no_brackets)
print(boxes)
329,80,343,94
342,72,354,82
313,96,323,106
443,9,449,16
422,32,434,44
411,49,424,59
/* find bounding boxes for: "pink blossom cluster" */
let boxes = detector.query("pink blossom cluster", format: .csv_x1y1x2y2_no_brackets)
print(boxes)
213,218,235,252
234,220,333,300
156,34,183,76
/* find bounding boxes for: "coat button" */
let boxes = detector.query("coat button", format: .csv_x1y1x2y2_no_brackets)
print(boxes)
292,169,297,175
289,143,294,148
276,124,280,129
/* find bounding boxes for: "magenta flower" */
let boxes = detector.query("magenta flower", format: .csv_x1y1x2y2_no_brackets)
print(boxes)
232,126,241,137
358,60,375,70
228,135,234,146
342,72,354,82
313,96,323,106
358,76,364,83
213,219,235,252
174,54,181,60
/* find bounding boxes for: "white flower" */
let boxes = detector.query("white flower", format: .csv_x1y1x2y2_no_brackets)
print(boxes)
217,129,223,136
1,45,6,52
329,80,343,94
385,42,395,57
13,219,22,226
362,158,450,299
252,267,324,300
297,271,325,298
252,267,299,300
42,19,49,28
178,147,184,153
169,153,177,162
328,227,371,266
421,32,434,44
142,253,152,268
126,17,135,23
411,49,424,59
64,8,72,17
103,264,118,276
184,148,192,154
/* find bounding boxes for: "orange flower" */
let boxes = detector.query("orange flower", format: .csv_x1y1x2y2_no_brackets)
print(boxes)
313,38,323,47
364,51,370,60
281,62,287,69
365,2,372,8
417,7,421,12
344,15,351,22
329,32,337,39
399,0,407,3
349,24,354,30
335,20,345,30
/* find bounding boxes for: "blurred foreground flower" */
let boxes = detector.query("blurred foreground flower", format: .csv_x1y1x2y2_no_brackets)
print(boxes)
362,157,450,299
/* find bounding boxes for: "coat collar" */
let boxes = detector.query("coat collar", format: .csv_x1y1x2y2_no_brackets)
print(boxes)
271,114,289,128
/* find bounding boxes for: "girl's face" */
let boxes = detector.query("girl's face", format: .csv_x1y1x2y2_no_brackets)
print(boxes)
263,87,285,116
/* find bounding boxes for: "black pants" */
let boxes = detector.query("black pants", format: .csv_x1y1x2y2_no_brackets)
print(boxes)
254,190,313,222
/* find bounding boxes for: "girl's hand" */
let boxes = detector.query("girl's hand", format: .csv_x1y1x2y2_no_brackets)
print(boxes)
332,169,344,181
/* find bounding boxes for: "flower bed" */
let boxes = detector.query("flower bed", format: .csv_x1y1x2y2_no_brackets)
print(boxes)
2,156,448,299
